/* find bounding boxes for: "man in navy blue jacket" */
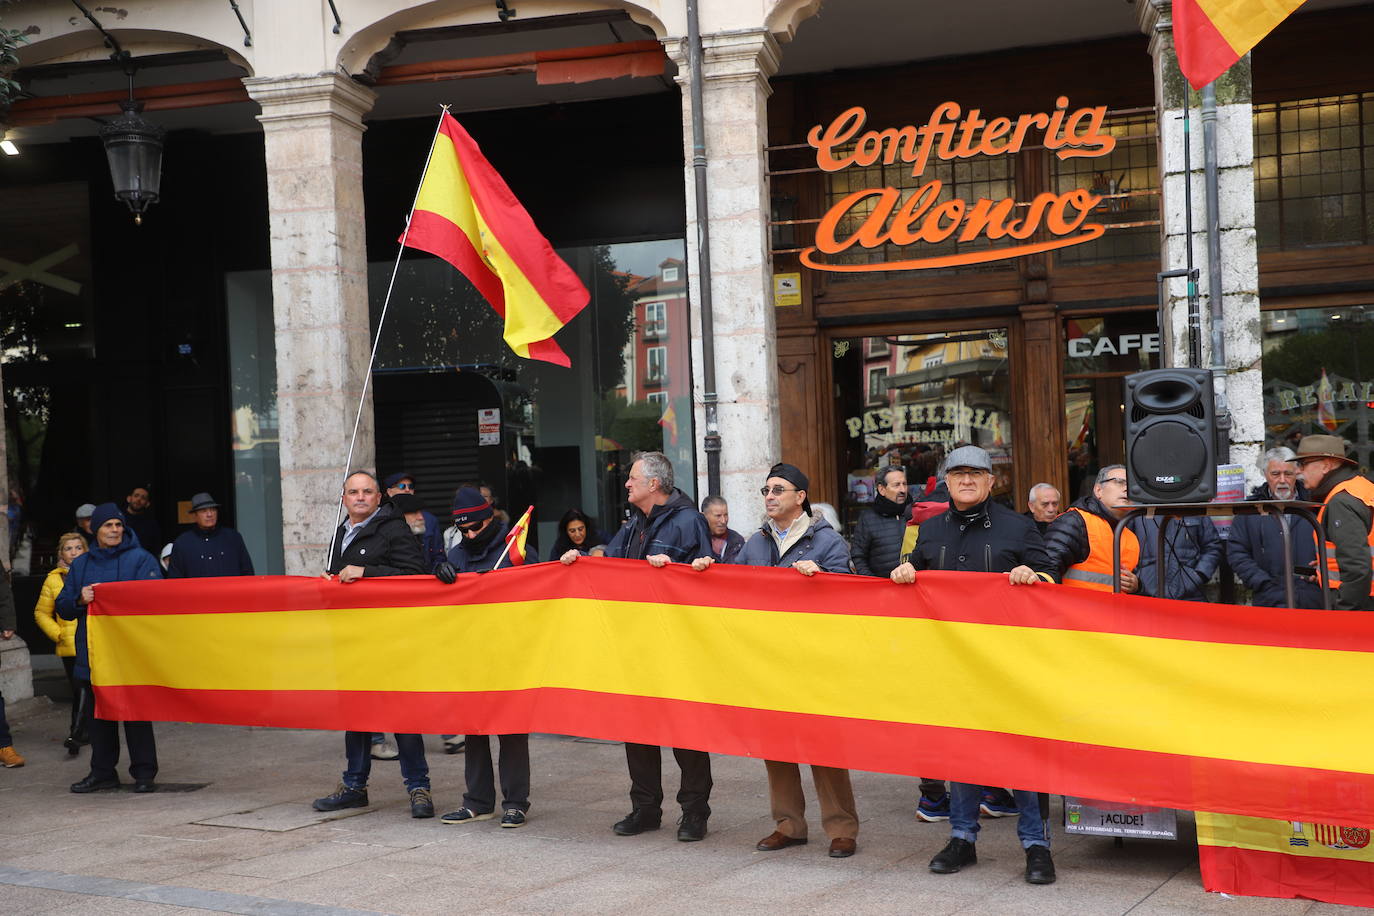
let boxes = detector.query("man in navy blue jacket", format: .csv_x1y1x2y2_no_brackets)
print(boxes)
560,451,715,842
433,487,536,829
166,493,255,578
57,503,162,793
1228,447,1322,608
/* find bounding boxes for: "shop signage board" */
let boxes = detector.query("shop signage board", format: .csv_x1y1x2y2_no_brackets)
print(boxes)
1064,797,1179,840
773,272,802,307
477,407,501,446
801,98,1117,272
1067,333,1160,359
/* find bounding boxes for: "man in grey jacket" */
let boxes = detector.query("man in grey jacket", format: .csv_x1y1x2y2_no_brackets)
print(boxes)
693,462,857,857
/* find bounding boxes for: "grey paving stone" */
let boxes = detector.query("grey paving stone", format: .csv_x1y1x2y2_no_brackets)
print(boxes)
195,802,374,832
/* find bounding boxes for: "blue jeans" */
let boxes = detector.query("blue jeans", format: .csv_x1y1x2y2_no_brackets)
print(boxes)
343,730,428,791
949,781,1049,849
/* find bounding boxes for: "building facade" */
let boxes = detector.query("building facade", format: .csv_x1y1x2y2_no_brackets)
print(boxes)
1,0,1370,586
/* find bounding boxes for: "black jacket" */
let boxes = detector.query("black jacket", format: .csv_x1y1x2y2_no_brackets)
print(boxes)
446,520,540,572
167,526,255,578
329,504,425,577
851,494,909,577
1044,495,1120,579
604,489,712,563
1227,482,1322,609
909,499,1056,579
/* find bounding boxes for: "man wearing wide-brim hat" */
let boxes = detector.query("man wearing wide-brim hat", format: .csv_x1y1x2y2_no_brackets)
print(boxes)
1296,435,1374,611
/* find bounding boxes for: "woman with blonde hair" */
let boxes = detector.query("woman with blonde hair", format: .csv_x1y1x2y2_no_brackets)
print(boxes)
35,531,88,754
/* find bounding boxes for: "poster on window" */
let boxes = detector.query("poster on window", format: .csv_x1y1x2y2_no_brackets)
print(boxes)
1063,797,1178,839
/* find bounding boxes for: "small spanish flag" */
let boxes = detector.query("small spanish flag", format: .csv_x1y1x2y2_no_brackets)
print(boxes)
505,505,533,566
657,402,679,446
402,112,589,366
1174,0,1307,90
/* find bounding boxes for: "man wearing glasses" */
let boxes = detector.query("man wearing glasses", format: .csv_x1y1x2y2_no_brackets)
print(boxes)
385,472,445,573
1043,465,1140,594
561,451,715,842
888,445,1059,885
1296,434,1374,611
694,462,857,858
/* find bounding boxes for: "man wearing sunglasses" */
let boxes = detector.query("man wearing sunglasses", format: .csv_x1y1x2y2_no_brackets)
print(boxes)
561,450,715,842
1044,465,1140,594
888,445,1058,886
385,472,445,573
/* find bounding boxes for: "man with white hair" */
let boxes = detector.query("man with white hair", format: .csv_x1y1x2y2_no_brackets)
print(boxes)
1024,483,1061,536
1227,447,1322,608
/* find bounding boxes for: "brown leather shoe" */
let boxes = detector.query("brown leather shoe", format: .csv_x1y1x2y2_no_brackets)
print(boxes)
755,830,807,851
829,838,857,858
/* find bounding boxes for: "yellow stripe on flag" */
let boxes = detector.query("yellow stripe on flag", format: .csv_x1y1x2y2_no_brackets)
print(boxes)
1194,0,1307,54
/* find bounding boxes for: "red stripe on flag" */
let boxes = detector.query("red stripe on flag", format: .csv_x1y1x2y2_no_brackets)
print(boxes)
96,684,1374,828
1174,0,1243,90
87,563,1374,655
1200,845,1374,907
438,117,588,324
403,209,507,315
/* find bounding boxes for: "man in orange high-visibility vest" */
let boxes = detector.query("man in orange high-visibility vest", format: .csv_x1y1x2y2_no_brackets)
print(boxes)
1044,465,1140,594
1296,435,1374,611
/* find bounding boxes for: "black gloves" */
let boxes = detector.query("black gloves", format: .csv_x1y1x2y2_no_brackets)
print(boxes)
434,562,458,585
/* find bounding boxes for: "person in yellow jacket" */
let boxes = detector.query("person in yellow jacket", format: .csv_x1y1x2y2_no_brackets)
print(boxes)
34,532,88,753
1296,435,1374,611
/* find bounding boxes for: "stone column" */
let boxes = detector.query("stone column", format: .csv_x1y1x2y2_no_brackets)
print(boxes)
667,31,783,516
1140,1,1265,482
243,73,377,575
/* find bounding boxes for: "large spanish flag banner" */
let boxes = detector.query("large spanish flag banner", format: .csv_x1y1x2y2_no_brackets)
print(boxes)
401,112,588,366
90,561,1374,834
1174,0,1307,90
1199,813,1374,906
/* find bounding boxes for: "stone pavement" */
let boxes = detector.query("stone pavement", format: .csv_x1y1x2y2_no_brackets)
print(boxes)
0,692,1363,916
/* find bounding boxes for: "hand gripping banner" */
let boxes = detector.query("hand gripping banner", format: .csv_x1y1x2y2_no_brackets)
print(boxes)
88,559,1374,828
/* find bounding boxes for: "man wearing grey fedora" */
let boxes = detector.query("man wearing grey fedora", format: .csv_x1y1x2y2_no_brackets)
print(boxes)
166,493,255,578
1296,434,1374,611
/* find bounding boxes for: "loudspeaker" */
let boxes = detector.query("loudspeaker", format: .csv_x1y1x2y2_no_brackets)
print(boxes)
1124,368,1216,503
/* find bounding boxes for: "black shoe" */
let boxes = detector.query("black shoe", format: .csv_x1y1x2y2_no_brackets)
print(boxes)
312,783,369,812
613,809,662,836
133,781,156,794
70,774,120,794
677,811,708,842
1025,845,1056,884
929,838,977,874
409,788,434,818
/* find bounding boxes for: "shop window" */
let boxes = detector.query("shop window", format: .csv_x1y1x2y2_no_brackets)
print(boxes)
1261,303,1374,470
1254,94,1374,250
867,337,889,357
1052,110,1161,267
368,239,693,549
835,328,1013,532
1063,311,1162,500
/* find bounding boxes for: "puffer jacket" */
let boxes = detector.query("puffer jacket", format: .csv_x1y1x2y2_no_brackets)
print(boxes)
734,513,852,573
851,494,909,578
1044,495,1122,580
604,489,712,563
1128,513,1222,601
56,534,162,681
1227,482,1322,609
34,564,77,657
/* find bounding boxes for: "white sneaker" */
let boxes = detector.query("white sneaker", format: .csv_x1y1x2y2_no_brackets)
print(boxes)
371,739,399,760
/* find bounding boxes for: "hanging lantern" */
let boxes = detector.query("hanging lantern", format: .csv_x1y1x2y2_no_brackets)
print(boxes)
99,98,165,225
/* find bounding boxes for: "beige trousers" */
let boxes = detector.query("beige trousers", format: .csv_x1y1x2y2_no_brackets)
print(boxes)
765,760,859,840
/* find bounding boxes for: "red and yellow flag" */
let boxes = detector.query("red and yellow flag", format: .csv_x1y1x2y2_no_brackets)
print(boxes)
1174,0,1308,90
1317,367,1339,432
657,402,678,446
1199,812,1374,907
402,112,589,366
504,505,532,566
88,562,1374,836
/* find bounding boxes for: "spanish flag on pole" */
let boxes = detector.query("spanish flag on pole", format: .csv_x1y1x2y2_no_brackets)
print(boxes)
402,112,589,367
1174,0,1308,90
504,505,533,566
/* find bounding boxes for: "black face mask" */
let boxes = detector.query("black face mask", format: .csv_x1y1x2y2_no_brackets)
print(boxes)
460,519,500,553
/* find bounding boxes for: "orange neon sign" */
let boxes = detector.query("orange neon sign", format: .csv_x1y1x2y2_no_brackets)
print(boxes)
800,97,1117,272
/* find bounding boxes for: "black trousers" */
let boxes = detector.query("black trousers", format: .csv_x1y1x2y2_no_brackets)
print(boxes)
625,743,712,817
463,734,530,813
86,685,157,781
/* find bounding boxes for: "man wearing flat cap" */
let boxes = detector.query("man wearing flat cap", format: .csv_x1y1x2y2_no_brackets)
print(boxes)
1296,434,1374,611
166,493,254,578
695,462,858,858
889,444,1059,886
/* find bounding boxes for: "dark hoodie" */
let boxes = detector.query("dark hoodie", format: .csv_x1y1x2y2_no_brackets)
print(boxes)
604,488,712,563
56,527,162,681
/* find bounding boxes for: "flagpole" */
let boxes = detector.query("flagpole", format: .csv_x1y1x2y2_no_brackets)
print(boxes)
325,105,451,572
